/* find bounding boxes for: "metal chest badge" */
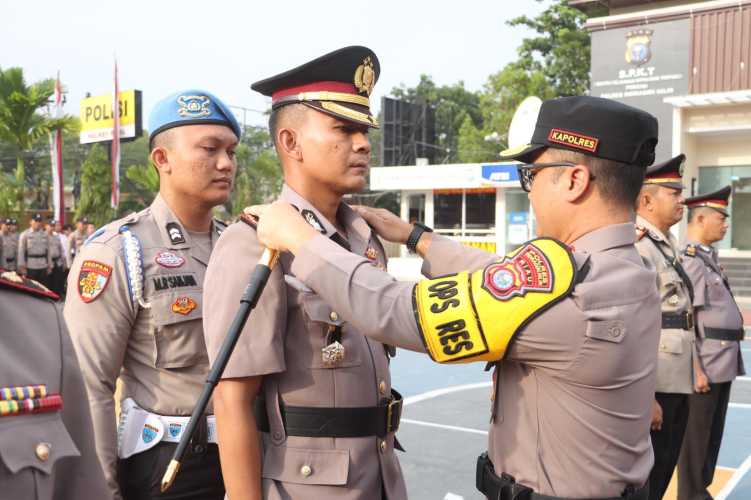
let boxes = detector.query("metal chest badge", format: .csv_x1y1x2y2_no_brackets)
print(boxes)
322,325,345,367
177,95,212,118
172,296,197,315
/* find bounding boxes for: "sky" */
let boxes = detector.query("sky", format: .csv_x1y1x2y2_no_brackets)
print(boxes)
0,0,547,129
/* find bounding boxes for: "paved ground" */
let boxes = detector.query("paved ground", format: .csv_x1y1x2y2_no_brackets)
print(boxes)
389,336,751,500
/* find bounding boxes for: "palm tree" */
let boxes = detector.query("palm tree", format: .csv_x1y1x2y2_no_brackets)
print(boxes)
0,67,72,212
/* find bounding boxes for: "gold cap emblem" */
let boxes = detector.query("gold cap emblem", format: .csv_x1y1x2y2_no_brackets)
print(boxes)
354,56,375,96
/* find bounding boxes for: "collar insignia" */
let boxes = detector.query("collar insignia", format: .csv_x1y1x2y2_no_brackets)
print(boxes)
166,222,186,245
301,210,326,235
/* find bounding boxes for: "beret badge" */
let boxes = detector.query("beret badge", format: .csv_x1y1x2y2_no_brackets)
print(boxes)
177,95,212,118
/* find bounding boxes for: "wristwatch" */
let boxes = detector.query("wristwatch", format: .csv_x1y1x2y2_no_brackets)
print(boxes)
406,222,433,253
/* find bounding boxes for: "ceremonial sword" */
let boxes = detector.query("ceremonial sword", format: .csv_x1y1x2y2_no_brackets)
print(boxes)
161,246,279,492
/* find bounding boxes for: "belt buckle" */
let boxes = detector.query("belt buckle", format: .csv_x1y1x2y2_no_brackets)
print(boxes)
386,397,402,433
686,311,694,330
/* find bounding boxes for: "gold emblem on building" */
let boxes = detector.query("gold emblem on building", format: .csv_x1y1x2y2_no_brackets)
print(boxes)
625,29,653,67
354,56,375,96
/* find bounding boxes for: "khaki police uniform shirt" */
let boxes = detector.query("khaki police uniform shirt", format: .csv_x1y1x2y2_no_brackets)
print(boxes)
203,185,407,500
64,194,222,499
17,228,51,271
3,230,19,270
0,277,111,500
682,240,745,383
286,222,659,498
48,232,65,268
635,215,695,394
70,228,87,260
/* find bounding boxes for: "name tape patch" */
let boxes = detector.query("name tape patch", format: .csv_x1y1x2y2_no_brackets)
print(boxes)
547,128,599,153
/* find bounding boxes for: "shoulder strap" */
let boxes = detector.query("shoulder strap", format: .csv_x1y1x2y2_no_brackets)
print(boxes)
646,233,694,303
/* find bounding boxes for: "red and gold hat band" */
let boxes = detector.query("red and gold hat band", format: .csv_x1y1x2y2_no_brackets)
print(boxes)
272,81,370,108
688,200,728,209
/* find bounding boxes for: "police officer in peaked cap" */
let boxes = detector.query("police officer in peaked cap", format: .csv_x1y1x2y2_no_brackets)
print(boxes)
251,95,660,499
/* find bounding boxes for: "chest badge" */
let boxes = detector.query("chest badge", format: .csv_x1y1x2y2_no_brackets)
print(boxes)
322,325,345,367
171,296,197,315
155,251,185,268
78,260,113,303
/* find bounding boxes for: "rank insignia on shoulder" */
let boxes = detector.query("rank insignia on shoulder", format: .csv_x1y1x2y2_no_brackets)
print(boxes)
413,238,577,364
635,225,647,241
166,222,186,245
78,260,113,303
239,211,258,229
301,210,326,234
171,296,197,315
684,245,696,257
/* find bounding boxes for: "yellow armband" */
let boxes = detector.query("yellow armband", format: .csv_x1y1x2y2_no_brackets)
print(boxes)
413,238,577,364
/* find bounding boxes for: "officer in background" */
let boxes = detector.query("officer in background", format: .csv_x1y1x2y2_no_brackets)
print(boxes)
46,217,67,296
0,269,111,499
7,218,20,270
18,213,52,286
634,154,706,500
203,46,407,500
677,186,745,500
252,95,660,500
0,218,15,270
69,216,89,261
64,89,239,500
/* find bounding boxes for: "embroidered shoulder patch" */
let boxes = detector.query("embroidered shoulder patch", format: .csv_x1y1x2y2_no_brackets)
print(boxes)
78,260,113,303
482,243,554,300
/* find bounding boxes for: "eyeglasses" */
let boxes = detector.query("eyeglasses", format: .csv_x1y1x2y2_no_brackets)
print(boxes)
516,161,595,193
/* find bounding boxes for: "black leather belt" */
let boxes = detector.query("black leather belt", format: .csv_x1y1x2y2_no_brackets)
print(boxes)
476,453,647,500
705,327,745,341
255,389,403,438
4,257,14,262
662,311,693,330
27,253,48,258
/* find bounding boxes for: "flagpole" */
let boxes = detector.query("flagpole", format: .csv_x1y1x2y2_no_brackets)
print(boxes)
111,58,121,210
49,72,64,225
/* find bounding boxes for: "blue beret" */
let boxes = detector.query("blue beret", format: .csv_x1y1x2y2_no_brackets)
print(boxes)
148,89,241,140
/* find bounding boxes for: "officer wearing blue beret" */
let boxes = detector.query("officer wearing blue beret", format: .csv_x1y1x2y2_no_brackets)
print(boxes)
64,89,240,500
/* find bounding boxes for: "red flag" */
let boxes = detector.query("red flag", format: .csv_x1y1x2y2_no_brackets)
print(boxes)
111,59,121,209
48,72,64,224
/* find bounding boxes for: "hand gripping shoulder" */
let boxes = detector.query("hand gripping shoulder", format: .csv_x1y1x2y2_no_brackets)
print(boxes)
412,238,577,364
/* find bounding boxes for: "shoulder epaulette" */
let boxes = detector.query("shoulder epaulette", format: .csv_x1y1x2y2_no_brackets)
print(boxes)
0,270,59,301
239,211,258,230
635,225,648,241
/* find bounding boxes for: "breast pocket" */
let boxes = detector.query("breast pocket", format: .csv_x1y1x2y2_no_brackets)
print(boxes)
300,292,362,369
262,443,349,486
0,413,80,500
149,290,208,369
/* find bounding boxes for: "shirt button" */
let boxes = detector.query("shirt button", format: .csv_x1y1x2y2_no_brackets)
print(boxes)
300,465,312,477
35,442,51,462
272,431,283,440
329,311,339,322
380,440,387,453
379,381,387,395
609,326,622,338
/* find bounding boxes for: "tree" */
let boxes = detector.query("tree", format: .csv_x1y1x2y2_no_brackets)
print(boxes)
390,75,482,163
227,126,282,216
507,0,591,96
0,67,74,212
75,144,113,228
